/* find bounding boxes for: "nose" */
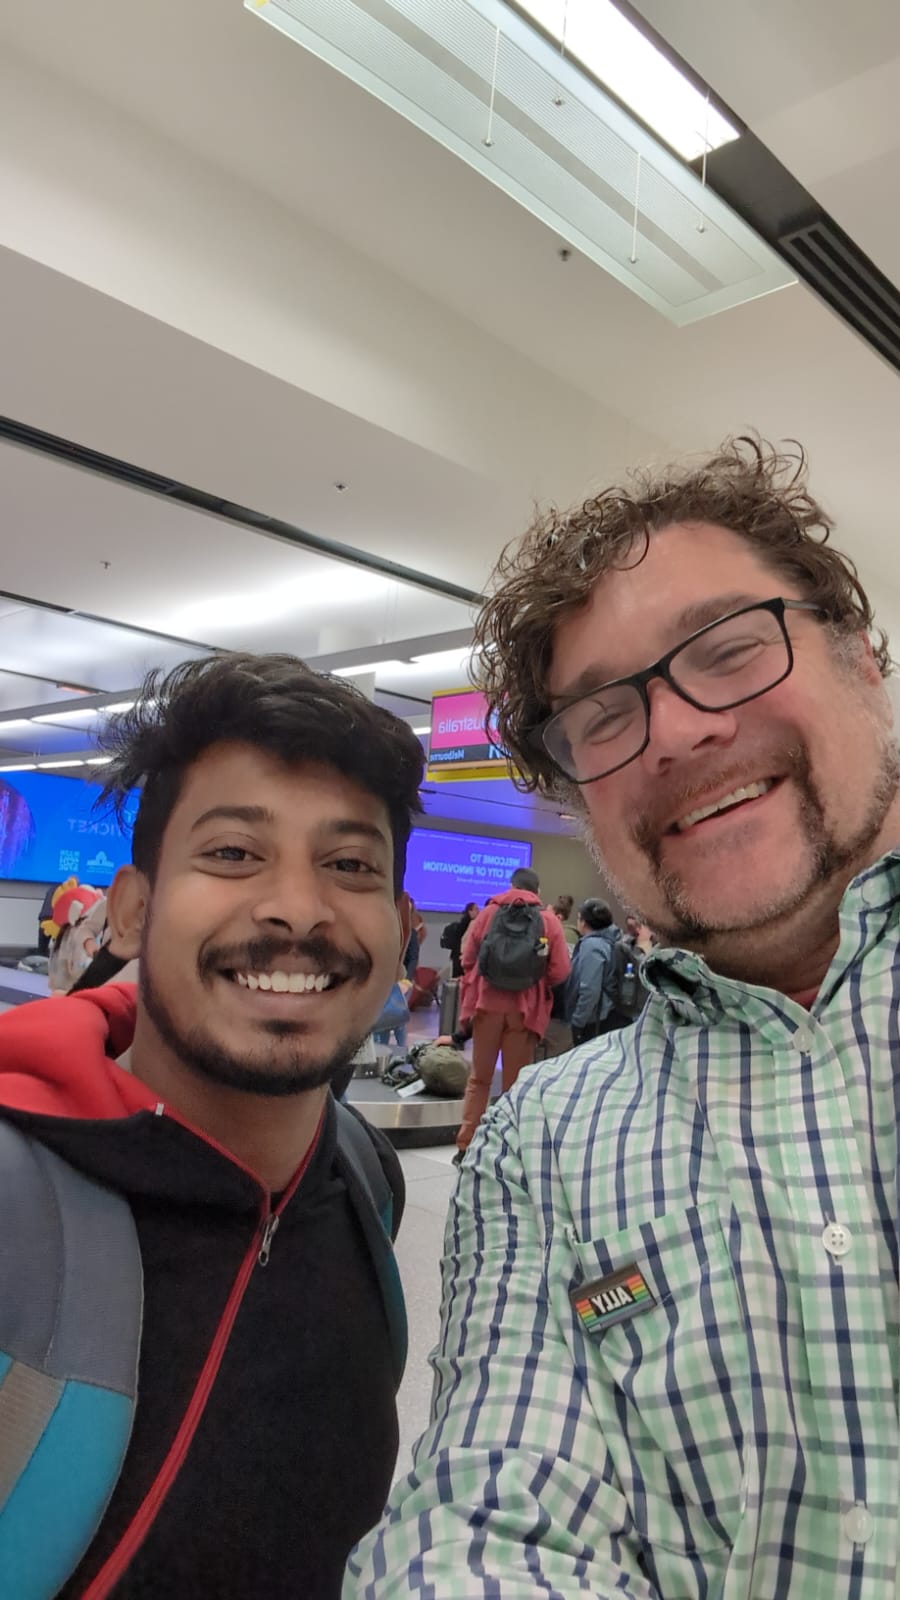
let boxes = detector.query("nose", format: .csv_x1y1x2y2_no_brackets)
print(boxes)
249,862,337,938
640,678,738,776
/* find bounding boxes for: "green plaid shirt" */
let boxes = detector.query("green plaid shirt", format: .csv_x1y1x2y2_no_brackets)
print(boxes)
347,853,900,1598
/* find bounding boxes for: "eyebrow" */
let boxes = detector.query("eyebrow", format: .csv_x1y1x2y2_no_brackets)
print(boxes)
191,805,275,832
553,590,764,704
323,818,391,850
190,807,390,850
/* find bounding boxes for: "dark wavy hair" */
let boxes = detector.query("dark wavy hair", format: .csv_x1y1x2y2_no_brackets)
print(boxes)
98,653,424,891
473,436,891,795
578,899,613,932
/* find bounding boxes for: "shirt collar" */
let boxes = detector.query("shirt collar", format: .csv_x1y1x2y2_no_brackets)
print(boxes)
641,846,900,1025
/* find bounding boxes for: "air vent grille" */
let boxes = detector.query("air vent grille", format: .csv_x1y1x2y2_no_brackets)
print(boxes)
779,218,900,375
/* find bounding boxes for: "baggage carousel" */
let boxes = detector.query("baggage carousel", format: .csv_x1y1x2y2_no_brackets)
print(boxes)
345,1073,465,1148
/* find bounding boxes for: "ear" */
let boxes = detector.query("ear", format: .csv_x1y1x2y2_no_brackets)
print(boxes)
853,632,885,688
395,890,412,959
105,866,148,961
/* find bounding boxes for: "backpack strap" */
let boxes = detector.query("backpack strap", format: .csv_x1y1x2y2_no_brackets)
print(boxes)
0,1119,142,1600
333,1102,408,1387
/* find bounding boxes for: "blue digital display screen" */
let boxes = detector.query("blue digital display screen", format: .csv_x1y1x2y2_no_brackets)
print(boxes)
0,771,137,887
404,828,533,913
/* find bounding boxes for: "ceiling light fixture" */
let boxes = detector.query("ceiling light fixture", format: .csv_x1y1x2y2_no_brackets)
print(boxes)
412,647,473,670
332,660,407,678
515,0,738,163
411,725,431,736
37,760,86,770
86,755,114,766
0,763,37,773
31,709,95,724
32,701,134,725
248,0,793,324
0,719,32,735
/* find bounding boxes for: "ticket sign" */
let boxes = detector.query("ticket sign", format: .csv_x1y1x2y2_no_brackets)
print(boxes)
428,688,505,771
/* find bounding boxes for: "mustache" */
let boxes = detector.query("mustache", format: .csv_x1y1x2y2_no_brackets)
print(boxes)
633,740,812,853
198,934,372,985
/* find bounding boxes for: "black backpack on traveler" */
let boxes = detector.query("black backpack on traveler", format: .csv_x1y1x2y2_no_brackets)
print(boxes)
477,901,548,992
607,940,647,1022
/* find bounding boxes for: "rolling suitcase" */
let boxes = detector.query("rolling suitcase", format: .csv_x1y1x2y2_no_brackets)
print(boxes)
438,977,461,1036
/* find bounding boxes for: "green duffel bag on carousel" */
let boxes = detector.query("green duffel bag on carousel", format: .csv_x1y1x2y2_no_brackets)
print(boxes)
416,1043,469,1098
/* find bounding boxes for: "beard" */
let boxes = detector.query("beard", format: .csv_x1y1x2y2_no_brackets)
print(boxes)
591,722,900,951
139,929,370,1097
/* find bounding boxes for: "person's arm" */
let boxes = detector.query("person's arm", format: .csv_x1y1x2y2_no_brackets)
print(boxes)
461,909,488,974
345,1101,658,1599
544,909,572,989
569,940,610,1030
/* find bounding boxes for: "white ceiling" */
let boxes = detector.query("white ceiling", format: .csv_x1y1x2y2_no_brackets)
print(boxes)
0,0,898,837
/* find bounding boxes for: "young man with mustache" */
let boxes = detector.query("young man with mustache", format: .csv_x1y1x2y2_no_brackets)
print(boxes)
348,439,900,1598
0,652,423,1599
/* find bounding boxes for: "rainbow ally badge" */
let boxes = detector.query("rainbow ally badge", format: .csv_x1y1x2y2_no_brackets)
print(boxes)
570,1262,656,1335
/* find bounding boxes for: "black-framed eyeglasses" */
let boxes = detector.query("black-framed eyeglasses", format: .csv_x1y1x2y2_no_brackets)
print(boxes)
535,597,824,785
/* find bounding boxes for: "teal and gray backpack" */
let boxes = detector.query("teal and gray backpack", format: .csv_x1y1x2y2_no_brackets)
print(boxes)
0,1103,405,1600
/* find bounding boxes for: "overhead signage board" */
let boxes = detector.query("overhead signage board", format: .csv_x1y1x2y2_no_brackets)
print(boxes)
427,688,506,776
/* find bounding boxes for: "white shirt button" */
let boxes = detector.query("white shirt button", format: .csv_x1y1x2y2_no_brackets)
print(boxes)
822,1222,852,1258
792,1022,816,1053
842,1504,873,1544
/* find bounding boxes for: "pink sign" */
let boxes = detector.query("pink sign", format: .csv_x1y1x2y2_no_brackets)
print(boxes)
429,690,502,767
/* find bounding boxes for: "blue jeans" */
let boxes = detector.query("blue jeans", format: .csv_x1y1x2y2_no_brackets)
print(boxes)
374,1024,408,1049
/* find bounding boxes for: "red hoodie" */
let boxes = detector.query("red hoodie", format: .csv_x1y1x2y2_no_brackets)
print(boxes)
0,984,159,1119
460,888,571,1037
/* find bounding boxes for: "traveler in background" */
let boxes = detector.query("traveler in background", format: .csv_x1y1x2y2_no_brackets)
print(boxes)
623,911,655,955
564,898,621,1044
403,895,426,979
373,959,411,1052
349,437,900,1598
0,652,423,1600
439,900,478,977
41,880,107,995
36,880,61,957
455,867,569,1158
549,891,579,947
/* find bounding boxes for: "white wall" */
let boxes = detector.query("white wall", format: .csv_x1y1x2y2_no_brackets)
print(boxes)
0,881,49,949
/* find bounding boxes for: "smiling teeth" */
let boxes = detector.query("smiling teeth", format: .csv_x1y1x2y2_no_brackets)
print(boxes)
235,971,333,993
677,780,774,832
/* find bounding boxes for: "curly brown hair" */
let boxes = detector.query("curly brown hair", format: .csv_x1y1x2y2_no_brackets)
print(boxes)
474,436,891,795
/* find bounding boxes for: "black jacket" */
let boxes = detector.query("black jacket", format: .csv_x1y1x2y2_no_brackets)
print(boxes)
0,986,404,1600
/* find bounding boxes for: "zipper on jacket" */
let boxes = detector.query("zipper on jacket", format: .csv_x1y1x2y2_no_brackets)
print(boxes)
81,1109,324,1600
258,1212,279,1267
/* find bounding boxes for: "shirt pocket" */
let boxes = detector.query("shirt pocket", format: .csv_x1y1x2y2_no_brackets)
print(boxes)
566,1202,749,1558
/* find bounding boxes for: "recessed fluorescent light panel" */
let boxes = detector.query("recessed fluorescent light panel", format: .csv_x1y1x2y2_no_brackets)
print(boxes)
32,701,134,725
515,0,738,163
332,660,408,678
248,0,793,324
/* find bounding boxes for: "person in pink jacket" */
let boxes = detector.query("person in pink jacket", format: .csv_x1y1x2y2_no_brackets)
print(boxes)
456,868,570,1156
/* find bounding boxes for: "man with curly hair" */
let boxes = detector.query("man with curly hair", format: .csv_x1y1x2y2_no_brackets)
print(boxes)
348,440,900,1598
